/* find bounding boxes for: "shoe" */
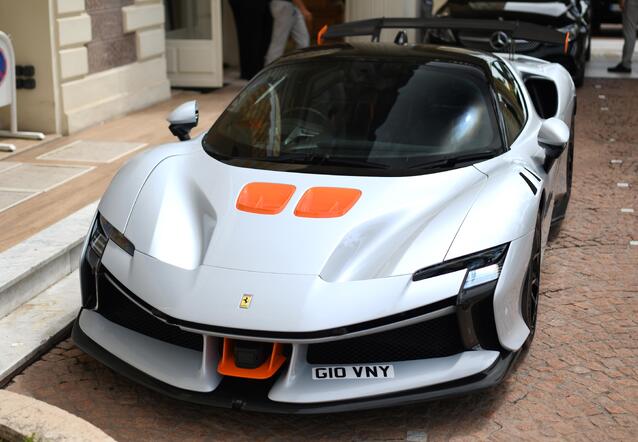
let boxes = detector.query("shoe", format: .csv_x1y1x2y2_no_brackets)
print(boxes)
608,63,632,74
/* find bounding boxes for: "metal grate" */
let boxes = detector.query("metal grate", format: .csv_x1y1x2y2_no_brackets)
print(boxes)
306,313,465,365
96,273,203,352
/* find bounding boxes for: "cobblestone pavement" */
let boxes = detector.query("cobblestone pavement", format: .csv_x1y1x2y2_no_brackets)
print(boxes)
5,79,638,441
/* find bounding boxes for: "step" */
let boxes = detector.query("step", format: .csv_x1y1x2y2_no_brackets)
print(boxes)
0,390,114,441
0,202,97,319
0,270,81,386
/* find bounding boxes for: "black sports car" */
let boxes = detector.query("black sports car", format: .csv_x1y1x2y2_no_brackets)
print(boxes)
590,0,622,33
431,0,591,87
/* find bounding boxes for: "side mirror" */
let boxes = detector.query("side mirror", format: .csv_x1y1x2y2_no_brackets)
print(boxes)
167,100,199,141
538,117,570,160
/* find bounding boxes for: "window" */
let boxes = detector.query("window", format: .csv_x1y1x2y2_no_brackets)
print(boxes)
203,59,504,177
491,61,526,146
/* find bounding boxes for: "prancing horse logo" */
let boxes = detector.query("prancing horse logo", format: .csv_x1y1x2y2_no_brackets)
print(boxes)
489,31,510,51
239,294,253,309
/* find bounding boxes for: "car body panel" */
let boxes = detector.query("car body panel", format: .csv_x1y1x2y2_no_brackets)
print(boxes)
123,148,487,277
100,240,466,334
98,140,198,233
268,346,500,403
79,309,222,392
75,41,577,411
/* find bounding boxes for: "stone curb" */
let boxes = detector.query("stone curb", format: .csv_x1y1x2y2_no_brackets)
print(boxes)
0,202,96,386
0,202,97,320
0,271,81,387
0,390,115,441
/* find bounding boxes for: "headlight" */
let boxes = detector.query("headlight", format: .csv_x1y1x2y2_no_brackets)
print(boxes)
463,263,502,289
89,214,135,257
89,215,108,256
412,243,509,287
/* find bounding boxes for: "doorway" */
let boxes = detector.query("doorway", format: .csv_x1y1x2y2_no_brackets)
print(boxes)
165,0,223,88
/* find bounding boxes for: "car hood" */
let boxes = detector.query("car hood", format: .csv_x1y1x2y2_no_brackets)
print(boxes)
123,149,487,281
442,1,571,24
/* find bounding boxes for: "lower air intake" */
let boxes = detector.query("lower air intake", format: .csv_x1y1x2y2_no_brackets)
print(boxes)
96,272,204,352
306,313,465,365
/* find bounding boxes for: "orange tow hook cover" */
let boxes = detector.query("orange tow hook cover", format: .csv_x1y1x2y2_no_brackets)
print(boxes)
217,339,287,380
294,187,362,218
236,182,296,215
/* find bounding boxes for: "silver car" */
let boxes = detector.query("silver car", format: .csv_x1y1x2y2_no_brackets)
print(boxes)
73,19,576,412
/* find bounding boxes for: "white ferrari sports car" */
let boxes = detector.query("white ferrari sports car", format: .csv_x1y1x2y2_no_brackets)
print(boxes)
73,18,575,412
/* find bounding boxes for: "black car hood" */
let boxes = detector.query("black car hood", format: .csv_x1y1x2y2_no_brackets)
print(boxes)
442,1,574,26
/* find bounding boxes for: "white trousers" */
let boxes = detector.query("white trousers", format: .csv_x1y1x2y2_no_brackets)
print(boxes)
622,0,638,67
265,0,310,65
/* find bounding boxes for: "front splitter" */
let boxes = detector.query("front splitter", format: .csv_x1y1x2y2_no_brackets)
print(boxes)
72,313,520,414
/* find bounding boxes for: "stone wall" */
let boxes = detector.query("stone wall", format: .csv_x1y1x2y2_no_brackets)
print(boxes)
86,0,136,74
55,0,171,134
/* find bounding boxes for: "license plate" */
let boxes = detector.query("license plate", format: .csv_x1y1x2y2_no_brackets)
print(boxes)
312,365,395,380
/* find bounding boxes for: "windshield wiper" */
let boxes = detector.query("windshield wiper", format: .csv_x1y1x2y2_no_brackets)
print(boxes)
408,152,497,170
314,156,389,169
265,153,389,170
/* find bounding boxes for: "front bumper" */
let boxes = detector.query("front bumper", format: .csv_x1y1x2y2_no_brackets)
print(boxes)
73,312,518,413
75,214,529,412
73,256,520,412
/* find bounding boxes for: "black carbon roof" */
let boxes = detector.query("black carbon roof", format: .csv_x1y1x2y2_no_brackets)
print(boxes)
274,43,498,71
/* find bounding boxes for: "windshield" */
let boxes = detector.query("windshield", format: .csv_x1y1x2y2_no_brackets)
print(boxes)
203,59,503,176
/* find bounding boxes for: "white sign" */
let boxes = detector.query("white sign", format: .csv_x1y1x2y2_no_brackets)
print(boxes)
0,30,44,152
0,32,13,108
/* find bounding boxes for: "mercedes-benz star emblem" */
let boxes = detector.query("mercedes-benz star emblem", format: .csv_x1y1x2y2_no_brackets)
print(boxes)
489,31,510,50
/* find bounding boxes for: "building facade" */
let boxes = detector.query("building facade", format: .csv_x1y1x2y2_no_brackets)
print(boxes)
0,0,421,136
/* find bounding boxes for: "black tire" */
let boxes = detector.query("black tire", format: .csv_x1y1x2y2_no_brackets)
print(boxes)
565,118,575,201
521,213,542,350
573,62,586,88
548,116,574,240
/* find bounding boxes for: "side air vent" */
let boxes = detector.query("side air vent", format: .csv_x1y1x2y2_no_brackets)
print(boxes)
519,172,538,195
523,167,541,182
524,76,559,119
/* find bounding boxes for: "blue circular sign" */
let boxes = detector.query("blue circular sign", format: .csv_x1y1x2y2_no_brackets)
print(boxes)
0,48,6,85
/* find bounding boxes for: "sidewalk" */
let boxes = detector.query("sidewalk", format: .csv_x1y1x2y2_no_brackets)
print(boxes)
0,79,243,253
586,37,638,79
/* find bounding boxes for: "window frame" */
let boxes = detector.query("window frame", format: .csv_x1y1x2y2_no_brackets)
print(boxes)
490,60,528,147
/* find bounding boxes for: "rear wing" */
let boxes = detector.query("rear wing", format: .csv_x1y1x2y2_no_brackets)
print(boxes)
318,18,569,54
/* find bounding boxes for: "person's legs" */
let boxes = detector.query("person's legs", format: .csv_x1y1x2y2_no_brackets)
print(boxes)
243,0,269,78
265,1,296,65
289,5,310,48
422,0,433,17
260,3,274,69
621,0,638,68
229,0,269,79
228,0,250,79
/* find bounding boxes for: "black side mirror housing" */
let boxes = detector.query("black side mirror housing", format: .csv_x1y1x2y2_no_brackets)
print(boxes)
167,100,199,141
